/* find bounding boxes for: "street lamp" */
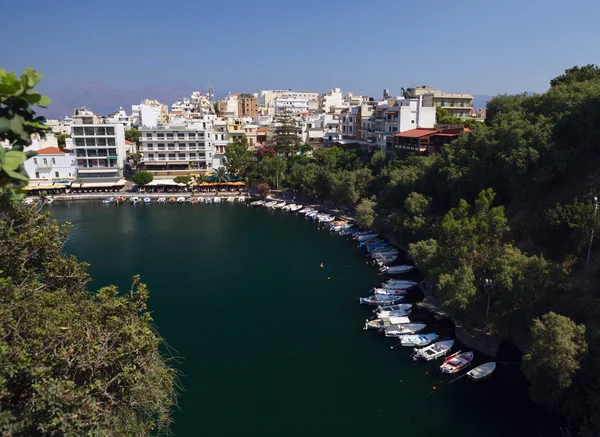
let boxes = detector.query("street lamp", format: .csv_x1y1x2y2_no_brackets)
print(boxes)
587,196,599,268
484,279,494,321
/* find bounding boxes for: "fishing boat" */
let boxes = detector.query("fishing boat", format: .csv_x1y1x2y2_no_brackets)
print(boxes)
380,265,415,275
130,197,141,205
290,204,304,212
157,197,166,203
413,339,454,361
102,197,114,205
299,207,313,214
45,195,54,204
440,351,474,374
204,197,213,204
264,200,277,208
377,309,412,319
191,197,199,204
143,197,151,203
176,197,186,203
272,201,286,209
213,197,221,203
400,333,439,347
359,295,404,306
115,196,126,204
375,303,413,313
365,315,411,330
227,196,236,202
355,233,379,241
384,323,427,337
372,288,407,296
185,197,193,203
467,362,496,381
383,279,418,289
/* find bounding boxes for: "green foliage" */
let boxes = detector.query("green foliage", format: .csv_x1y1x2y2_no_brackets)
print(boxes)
257,155,286,189
0,206,177,436
213,167,230,183
550,64,600,87
173,175,191,185
523,313,587,410
270,113,302,155
355,198,376,228
125,126,141,145
436,106,480,129
132,170,153,187
127,151,142,166
224,135,252,177
0,68,50,204
56,133,70,149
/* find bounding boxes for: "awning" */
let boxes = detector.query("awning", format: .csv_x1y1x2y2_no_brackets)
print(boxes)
146,179,185,187
77,168,119,173
22,183,67,190
226,181,245,186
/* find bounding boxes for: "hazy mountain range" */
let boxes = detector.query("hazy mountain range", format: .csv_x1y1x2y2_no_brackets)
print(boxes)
38,82,495,119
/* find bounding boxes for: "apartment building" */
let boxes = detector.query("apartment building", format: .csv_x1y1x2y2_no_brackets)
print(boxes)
70,108,127,179
238,96,258,119
132,99,169,128
407,86,473,119
139,118,216,174
320,88,344,113
106,107,131,129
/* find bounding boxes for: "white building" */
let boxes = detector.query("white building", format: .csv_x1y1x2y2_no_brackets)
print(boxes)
138,117,217,174
70,108,127,179
132,99,168,128
24,146,76,181
273,94,309,115
320,88,344,113
106,107,131,130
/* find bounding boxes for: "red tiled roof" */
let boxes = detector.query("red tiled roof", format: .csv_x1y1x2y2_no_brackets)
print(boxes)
394,128,438,138
125,140,135,145
257,127,269,132
37,147,67,155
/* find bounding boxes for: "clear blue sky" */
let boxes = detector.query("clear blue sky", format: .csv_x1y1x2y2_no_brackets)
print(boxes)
4,0,600,96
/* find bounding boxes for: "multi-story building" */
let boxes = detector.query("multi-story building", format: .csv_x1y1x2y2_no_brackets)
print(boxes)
238,96,258,119
407,86,473,119
105,107,131,129
24,147,76,181
340,107,358,140
320,88,344,113
70,108,127,179
138,118,217,175
132,99,169,128
273,94,309,115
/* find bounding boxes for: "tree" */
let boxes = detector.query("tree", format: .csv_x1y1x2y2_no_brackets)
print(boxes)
173,175,191,186
355,198,376,228
270,112,302,155
124,126,141,145
213,167,230,183
522,313,587,409
132,170,153,187
257,182,271,199
0,68,50,204
56,133,71,149
127,151,142,167
224,135,252,177
258,155,286,189
550,64,600,87
0,206,177,436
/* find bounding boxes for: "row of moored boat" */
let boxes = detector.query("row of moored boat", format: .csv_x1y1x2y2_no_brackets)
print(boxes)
103,196,246,205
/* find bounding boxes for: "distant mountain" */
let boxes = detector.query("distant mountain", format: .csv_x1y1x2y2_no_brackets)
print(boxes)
472,94,493,109
39,81,198,119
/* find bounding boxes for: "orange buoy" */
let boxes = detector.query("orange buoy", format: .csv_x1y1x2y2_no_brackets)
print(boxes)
320,263,324,268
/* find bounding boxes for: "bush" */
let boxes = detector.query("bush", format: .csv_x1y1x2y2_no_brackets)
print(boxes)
132,170,153,187
257,182,271,199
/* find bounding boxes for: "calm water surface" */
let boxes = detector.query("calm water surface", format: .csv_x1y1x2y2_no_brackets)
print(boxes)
51,203,544,436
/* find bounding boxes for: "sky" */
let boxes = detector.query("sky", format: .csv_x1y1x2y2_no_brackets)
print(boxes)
4,0,600,97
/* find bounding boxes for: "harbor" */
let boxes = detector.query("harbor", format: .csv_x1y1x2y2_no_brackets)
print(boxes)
48,201,551,436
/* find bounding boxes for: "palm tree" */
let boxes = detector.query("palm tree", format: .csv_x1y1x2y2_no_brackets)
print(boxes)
213,167,230,183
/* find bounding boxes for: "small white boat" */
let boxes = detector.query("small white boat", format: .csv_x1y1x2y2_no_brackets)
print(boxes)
365,316,410,330
440,351,474,374
467,362,496,381
383,280,418,289
355,233,379,241
45,195,54,204
204,197,213,204
299,207,314,214
290,205,304,212
272,202,286,209
372,288,407,296
143,197,151,203
377,309,411,319
130,197,141,205
176,197,186,203
237,196,246,202
376,304,412,314
264,201,278,208
102,197,114,205
213,197,221,203
384,323,427,337
251,200,265,206
157,197,166,203
359,295,404,306
227,196,236,203
282,204,293,211
185,197,193,203
400,333,438,347
380,265,415,275
413,339,454,361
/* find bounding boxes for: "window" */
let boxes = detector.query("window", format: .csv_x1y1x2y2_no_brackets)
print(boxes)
33,158,37,164
147,144,153,150
106,126,115,135
168,153,176,159
73,127,83,136
189,153,196,159
55,172,59,178
411,120,415,124
35,172,39,178
43,158,47,165
52,158,56,164
157,133,164,139
178,133,185,139
146,133,153,139
95,127,106,135
158,154,165,159
166,133,174,139
149,154,154,158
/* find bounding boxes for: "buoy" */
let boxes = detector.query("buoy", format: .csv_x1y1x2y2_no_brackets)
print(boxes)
425,372,428,375
366,261,369,265
432,386,437,391
328,277,331,280
320,263,324,268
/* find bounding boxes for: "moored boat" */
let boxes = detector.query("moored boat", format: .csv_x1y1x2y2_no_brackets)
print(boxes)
440,351,474,374
213,197,221,203
176,197,186,203
413,339,454,361
400,333,439,347
157,197,166,203
130,196,141,205
102,197,114,205
467,362,496,381
251,200,265,206
380,265,415,275
384,323,427,337
383,279,418,289
375,303,412,313
365,315,411,330
372,288,407,296
143,197,151,203
359,295,404,306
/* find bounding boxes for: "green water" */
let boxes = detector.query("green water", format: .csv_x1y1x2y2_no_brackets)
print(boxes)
51,203,545,436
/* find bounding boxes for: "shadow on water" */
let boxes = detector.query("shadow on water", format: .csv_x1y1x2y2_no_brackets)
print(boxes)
49,202,562,437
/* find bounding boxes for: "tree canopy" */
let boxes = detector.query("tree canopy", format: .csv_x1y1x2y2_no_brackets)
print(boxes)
132,170,153,187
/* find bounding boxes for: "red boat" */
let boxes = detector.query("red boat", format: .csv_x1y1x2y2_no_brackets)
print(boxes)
439,351,474,374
